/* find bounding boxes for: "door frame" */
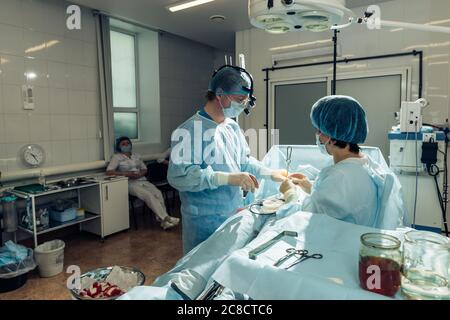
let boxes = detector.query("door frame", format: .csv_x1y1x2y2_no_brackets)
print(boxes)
268,67,412,148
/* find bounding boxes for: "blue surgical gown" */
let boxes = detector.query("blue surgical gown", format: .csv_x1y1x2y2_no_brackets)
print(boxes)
301,155,408,229
168,112,266,253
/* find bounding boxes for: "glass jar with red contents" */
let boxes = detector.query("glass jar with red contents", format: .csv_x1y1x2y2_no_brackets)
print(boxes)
359,233,402,297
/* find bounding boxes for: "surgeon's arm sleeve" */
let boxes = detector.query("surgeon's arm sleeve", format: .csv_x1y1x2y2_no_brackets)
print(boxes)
241,155,267,179
168,162,222,192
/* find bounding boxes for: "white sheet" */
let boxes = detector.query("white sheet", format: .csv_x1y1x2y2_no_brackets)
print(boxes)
211,212,410,300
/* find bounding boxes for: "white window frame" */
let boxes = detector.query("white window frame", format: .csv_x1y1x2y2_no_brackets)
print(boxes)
110,27,141,141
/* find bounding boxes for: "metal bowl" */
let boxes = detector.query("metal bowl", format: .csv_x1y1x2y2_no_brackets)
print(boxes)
70,266,146,300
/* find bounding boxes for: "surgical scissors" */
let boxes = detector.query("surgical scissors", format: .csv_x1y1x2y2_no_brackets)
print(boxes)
273,248,308,267
286,146,293,174
284,250,323,270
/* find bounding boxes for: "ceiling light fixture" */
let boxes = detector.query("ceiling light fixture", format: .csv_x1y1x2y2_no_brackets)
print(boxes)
168,0,215,13
25,40,60,54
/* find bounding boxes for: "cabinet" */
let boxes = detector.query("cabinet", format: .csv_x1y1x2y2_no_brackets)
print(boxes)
80,177,129,238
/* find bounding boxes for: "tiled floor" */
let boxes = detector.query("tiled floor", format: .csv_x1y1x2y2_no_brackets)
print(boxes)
0,206,183,300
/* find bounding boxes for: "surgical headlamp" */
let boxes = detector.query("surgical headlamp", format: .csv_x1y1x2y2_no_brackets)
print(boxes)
211,65,256,116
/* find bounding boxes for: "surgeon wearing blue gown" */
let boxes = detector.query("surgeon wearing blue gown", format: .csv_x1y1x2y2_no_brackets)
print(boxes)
168,66,287,253
281,95,408,229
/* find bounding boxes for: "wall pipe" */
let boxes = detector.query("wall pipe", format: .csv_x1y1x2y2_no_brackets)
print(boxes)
263,50,424,148
0,153,168,184
0,161,107,183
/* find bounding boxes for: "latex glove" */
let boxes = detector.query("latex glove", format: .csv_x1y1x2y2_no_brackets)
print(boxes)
289,173,312,194
271,169,288,182
280,179,295,194
279,180,299,203
215,172,259,193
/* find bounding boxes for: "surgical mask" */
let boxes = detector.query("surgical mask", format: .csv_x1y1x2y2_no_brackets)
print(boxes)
316,134,330,155
120,145,132,153
222,97,246,118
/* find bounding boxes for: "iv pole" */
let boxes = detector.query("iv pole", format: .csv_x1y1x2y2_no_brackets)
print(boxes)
331,29,339,95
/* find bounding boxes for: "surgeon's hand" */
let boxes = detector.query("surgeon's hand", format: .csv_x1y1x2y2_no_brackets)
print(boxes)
227,172,259,193
271,169,288,182
289,173,312,194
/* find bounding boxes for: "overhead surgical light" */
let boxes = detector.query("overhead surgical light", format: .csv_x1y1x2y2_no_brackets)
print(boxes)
250,0,450,35
299,11,330,32
249,0,354,34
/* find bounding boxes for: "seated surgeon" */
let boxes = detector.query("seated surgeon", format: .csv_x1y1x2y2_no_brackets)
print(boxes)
106,137,180,230
280,95,408,229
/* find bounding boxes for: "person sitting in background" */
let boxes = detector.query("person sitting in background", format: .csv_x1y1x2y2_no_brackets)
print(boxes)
106,137,180,230
280,95,408,230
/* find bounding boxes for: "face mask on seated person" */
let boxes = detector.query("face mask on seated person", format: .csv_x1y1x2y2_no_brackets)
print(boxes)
120,145,132,153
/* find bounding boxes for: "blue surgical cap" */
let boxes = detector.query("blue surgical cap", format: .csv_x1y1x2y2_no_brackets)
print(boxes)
310,95,369,144
208,66,252,96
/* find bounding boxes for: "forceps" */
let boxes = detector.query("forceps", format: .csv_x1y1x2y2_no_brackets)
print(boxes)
273,248,308,267
286,146,293,174
248,231,298,260
283,250,323,270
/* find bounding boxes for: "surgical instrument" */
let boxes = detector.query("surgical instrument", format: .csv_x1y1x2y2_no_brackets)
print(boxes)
286,146,293,174
284,250,323,270
248,231,298,260
197,281,224,300
249,198,284,215
273,248,308,267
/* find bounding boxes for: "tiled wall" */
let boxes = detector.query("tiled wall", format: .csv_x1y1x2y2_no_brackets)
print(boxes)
0,0,103,173
0,0,227,173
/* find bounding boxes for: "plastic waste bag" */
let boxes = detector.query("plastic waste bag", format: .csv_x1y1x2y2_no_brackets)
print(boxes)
0,241,36,279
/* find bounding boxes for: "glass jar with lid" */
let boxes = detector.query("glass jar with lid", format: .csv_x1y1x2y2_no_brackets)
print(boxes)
359,233,402,297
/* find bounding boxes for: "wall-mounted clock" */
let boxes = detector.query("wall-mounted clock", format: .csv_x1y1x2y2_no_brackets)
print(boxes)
21,144,46,168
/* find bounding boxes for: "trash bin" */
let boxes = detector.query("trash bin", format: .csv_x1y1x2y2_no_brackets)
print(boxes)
0,241,36,293
34,240,65,278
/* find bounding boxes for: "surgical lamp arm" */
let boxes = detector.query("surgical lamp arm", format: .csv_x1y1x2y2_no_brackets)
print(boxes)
333,17,450,35
379,20,450,35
